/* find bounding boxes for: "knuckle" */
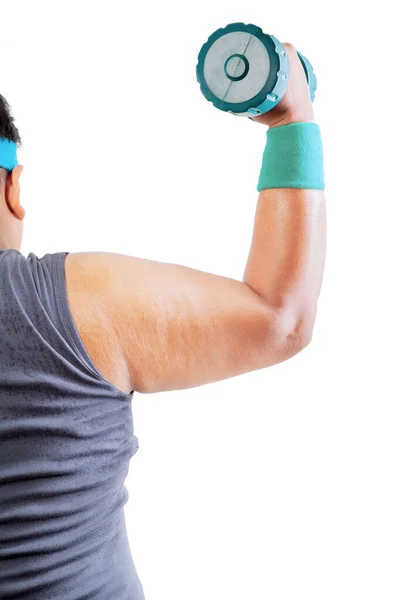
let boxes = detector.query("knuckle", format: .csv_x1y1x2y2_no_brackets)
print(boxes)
282,42,297,53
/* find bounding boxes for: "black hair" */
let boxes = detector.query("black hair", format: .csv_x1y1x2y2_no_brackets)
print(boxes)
0,93,22,193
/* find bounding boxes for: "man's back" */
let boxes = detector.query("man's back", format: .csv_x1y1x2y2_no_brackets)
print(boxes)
0,249,144,599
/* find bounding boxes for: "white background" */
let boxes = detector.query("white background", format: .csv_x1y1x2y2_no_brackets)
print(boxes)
1,1,399,598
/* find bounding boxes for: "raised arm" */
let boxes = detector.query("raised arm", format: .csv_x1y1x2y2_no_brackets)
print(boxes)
244,42,326,354
68,43,326,394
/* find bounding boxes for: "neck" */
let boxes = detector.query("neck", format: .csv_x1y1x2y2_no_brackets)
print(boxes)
0,194,22,251
0,229,20,251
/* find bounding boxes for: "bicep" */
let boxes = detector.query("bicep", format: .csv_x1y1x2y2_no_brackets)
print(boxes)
90,252,282,393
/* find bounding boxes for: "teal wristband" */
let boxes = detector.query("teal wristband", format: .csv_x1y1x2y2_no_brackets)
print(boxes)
257,122,324,191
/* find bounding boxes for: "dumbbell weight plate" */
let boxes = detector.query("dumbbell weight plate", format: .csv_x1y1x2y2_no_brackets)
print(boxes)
196,22,316,117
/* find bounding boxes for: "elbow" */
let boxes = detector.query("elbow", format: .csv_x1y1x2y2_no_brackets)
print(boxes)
293,319,314,354
269,304,317,362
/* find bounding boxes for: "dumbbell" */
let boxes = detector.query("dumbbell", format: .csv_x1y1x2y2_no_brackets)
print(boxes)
196,22,317,118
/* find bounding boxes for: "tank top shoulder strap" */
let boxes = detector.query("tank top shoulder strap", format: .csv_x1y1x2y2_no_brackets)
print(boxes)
1,249,132,399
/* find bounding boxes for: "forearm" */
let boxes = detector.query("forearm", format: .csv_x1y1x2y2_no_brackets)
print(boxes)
243,187,326,331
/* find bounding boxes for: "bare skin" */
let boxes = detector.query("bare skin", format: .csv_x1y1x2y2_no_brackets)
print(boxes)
0,43,326,395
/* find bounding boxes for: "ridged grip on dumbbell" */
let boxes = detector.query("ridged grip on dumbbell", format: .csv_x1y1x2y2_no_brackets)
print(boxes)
255,33,290,115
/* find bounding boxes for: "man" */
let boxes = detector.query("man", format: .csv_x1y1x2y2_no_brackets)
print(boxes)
0,44,326,599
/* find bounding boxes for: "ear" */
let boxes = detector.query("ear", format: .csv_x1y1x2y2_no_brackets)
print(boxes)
6,165,25,220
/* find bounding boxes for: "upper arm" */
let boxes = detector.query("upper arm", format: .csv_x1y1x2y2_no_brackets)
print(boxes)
67,251,289,394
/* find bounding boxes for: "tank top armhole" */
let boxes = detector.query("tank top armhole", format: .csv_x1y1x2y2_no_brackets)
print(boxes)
52,252,133,399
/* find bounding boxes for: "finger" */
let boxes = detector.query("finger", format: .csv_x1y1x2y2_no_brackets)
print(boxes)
282,42,306,80
282,42,298,55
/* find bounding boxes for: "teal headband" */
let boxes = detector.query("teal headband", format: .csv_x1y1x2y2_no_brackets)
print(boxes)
0,137,19,171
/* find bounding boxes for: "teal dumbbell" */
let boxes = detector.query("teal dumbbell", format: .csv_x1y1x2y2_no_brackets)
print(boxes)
196,22,317,118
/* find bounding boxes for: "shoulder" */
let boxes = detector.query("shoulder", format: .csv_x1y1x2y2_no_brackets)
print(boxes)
64,252,132,395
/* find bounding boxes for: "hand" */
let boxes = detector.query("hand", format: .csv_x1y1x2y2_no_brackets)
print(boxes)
251,43,315,128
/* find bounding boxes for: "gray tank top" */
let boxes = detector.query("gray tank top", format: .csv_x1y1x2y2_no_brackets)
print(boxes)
0,249,145,599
